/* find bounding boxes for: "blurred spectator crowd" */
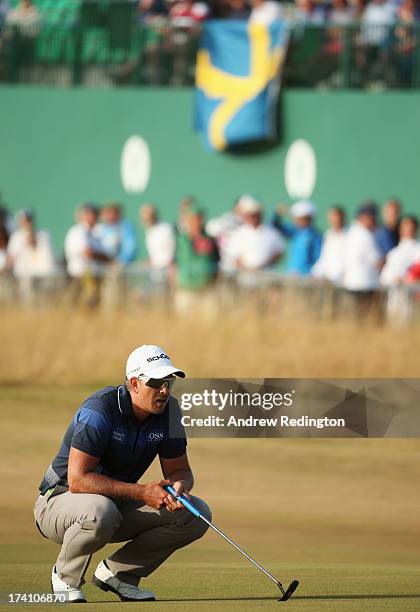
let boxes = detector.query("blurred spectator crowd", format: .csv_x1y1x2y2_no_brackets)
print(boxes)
1,193,419,321
2,0,419,39
2,0,419,34
1,0,419,87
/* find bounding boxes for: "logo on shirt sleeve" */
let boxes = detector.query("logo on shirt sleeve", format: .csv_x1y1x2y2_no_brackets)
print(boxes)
112,429,126,442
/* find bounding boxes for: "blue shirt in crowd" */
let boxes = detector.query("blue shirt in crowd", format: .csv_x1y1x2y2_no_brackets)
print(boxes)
272,217,322,275
375,225,399,256
96,220,137,265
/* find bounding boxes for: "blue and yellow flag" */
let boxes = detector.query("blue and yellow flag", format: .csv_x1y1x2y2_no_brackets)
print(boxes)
195,20,288,151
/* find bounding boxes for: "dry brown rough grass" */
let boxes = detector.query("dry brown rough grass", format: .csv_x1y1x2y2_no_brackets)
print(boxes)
0,304,419,384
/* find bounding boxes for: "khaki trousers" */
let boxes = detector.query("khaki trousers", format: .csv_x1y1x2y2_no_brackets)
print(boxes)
34,492,211,589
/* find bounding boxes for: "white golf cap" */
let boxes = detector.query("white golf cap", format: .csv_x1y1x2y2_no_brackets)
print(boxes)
126,345,186,380
237,194,262,215
290,201,316,218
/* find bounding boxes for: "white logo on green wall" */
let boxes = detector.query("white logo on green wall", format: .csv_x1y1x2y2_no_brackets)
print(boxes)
284,140,317,199
121,136,151,193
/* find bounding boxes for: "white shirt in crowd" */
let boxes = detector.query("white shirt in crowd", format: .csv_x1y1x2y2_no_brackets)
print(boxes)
380,238,420,287
206,211,243,272
7,228,55,279
342,222,382,291
64,223,104,278
361,1,396,45
229,223,285,270
312,228,347,285
5,3,41,37
145,222,176,269
249,1,283,24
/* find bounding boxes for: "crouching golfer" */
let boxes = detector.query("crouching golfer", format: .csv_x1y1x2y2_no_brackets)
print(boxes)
34,345,210,603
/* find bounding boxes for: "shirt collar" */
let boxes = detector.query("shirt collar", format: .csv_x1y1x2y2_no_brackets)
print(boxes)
117,384,134,416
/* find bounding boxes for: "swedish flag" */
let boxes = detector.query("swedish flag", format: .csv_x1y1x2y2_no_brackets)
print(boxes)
195,20,288,151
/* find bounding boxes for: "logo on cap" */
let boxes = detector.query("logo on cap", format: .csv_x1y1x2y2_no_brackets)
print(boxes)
146,353,169,363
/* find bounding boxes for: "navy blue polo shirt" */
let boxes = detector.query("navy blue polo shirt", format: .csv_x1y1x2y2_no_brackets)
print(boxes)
39,385,187,495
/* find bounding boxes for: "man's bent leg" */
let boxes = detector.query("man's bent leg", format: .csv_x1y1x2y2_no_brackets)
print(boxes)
106,496,211,585
34,492,122,587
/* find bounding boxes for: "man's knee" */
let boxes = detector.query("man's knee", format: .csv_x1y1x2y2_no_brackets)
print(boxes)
82,496,122,542
181,496,212,539
191,497,212,523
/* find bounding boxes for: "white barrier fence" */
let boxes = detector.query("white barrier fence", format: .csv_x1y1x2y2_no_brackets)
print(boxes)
1,265,419,325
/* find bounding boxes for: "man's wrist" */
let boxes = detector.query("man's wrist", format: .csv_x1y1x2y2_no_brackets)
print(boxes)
134,483,146,500
111,481,143,500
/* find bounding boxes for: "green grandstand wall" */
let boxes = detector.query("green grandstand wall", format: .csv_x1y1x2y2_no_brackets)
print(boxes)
1,86,420,254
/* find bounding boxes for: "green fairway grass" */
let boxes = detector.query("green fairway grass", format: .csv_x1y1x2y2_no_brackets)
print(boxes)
0,387,419,612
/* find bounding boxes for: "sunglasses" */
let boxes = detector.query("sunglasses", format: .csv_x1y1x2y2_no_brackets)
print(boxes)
138,375,175,390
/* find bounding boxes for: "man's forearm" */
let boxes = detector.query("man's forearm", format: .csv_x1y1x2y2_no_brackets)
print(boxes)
69,473,173,509
69,471,140,500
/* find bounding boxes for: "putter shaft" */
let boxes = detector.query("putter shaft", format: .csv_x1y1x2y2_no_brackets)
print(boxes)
199,514,285,593
163,485,294,598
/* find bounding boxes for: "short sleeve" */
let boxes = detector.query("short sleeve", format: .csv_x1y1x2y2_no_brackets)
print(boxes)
71,401,112,459
159,399,187,459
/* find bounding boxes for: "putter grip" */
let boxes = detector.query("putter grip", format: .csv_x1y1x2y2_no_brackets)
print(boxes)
163,485,201,518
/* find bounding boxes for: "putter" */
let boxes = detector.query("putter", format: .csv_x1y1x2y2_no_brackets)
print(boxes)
164,485,299,602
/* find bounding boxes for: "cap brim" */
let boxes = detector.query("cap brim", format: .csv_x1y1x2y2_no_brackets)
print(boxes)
141,365,186,379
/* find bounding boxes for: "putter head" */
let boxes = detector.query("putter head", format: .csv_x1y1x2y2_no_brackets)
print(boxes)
278,580,299,602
